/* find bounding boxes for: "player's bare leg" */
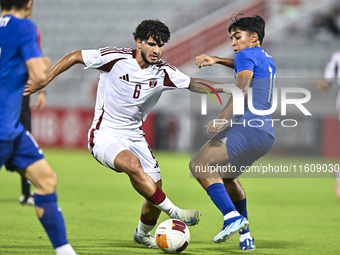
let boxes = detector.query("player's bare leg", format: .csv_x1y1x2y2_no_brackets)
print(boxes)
141,180,162,219
223,177,245,201
190,139,232,188
114,150,158,197
114,150,200,227
134,180,162,248
21,159,77,255
190,139,248,244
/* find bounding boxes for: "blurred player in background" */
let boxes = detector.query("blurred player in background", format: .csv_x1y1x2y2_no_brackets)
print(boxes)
317,50,340,199
24,19,227,249
19,18,46,205
0,1,77,254
192,15,276,250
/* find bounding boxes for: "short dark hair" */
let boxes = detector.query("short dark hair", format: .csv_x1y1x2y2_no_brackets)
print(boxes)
0,0,30,10
133,19,171,44
228,15,265,45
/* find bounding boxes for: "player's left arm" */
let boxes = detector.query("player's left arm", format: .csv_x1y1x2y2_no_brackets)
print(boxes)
205,70,253,134
196,54,235,69
188,78,233,93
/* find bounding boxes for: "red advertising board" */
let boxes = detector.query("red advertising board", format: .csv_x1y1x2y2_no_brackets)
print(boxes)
321,116,340,158
32,107,155,149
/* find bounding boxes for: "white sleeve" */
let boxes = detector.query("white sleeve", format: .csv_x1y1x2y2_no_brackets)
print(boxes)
163,65,190,89
81,49,103,69
324,53,339,82
82,48,121,71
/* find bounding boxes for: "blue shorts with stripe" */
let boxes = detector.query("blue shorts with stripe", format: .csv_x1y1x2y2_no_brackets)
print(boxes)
0,129,44,171
213,124,275,170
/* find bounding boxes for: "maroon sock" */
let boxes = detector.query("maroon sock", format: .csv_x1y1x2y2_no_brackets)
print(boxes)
147,187,166,205
140,215,157,226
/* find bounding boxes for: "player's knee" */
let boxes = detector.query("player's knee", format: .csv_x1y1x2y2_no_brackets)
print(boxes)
124,158,143,178
189,158,203,179
189,159,196,173
189,156,206,173
38,170,57,193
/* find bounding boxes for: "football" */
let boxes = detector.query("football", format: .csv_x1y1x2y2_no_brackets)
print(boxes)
155,219,190,254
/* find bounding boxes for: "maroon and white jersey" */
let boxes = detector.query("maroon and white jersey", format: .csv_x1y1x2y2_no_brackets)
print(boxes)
82,47,190,138
324,50,340,119
324,50,340,86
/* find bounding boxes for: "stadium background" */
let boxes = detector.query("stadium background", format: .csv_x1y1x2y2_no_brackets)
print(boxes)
30,0,340,159
2,1,340,254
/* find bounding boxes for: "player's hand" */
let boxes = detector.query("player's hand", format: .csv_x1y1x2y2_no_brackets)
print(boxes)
196,54,216,68
24,79,46,96
316,79,330,91
205,119,226,134
34,91,46,110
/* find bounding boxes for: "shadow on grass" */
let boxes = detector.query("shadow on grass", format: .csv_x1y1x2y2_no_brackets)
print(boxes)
0,198,18,203
191,239,304,254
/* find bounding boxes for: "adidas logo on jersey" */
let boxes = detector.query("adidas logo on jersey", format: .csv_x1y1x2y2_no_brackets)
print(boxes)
119,74,129,81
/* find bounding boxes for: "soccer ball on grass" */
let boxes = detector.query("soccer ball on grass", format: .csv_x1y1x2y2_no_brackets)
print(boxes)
155,219,190,254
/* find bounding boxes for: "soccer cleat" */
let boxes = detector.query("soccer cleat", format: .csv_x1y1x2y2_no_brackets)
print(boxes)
213,215,249,244
240,238,256,250
133,230,159,249
173,208,201,226
19,194,34,206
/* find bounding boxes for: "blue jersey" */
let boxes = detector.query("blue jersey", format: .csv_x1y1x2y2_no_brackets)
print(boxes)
0,15,42,141
234,46,276,138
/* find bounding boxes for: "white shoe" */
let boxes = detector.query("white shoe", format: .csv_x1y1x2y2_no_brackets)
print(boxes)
19,193,34,206
133,229,159,248
173,208,201,226
55,243,77,255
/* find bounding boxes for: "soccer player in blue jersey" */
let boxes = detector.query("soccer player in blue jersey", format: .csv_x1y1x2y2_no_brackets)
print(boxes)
193,15,276,250
0,1,77,254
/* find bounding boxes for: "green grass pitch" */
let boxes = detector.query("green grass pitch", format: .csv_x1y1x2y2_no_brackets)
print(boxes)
1,149,340,254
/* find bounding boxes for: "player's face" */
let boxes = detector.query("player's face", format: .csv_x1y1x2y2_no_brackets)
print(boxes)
230,29,254,54
139,37,164,65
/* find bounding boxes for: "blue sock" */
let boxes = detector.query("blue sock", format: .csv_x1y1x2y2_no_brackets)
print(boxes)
206,183,237,216
233,198,250,234
34,192,68,249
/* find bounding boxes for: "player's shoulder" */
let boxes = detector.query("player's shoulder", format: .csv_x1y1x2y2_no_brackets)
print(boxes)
1,16,35,30
235,47,256,60
98,47,135,58
15,18,37,38
17,17,36,30
154,59,177,72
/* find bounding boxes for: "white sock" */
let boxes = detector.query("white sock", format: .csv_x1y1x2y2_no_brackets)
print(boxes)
55,243,77,255
154,196,179,218
137,219,155,236
223,210,240,221
240,232,252,242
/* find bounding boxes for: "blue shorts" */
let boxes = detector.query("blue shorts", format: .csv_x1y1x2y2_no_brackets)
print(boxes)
213,125,274,170
0,129,44,171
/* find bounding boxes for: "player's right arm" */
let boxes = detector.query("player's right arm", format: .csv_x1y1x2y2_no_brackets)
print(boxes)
26,56,51,83
24,51,84,95
196,54,234,69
